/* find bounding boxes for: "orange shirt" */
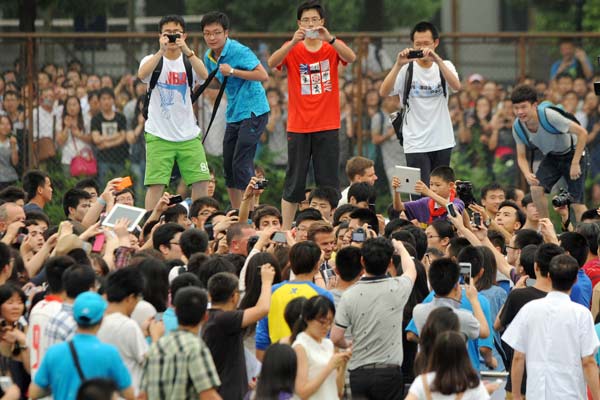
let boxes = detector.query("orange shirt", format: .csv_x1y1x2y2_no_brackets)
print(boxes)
277,40,347,133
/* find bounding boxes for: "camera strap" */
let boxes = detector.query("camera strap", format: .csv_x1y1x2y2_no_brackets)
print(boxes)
68,341,86,382
195,71,228,144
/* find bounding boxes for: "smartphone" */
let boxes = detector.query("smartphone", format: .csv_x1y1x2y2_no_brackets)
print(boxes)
352,228,366,242
459,262,472,284
204,222,214,241
525,278,536,287
115,176,133,191
446,203,457,218
92,233,105,253
368,203,376,213
168,195,183,206
324,268,336,279
305,29,320,39
154,312,164,322
408,49,424,59
272,231,287,243
166,33,180,43
473,212,481,227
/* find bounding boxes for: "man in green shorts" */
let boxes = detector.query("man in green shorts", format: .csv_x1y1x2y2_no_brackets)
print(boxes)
138,15,210,209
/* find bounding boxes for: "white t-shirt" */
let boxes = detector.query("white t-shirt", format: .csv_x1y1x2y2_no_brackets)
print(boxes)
408,372,490,400
292,333,337,400
139,54,202,142
391,61,457,154
97,312,149,393
27,298,63,380
60,128,93,165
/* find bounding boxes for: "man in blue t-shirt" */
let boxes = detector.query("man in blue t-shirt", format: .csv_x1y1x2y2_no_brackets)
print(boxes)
201,11,270,209
30,292,133,400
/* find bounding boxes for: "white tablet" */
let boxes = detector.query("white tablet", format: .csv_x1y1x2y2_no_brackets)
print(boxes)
101,204,146,232
394,165,421,194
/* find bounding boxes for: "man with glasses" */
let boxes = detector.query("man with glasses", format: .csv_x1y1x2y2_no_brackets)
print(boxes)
268,0,356,230
200,11,270,210
380,21,461,184
138,15,210,211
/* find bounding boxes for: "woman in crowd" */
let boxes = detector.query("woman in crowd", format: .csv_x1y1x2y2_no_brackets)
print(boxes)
56,95,93,177
0,116,18,190
413,307,460,376
250,343,298,400
425,220,455,255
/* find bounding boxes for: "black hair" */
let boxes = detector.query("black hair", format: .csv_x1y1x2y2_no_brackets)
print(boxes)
410,21,440,41
170,272,203,300
514,229,543,250
180,229,209,260
199,11,230,31
223,253,246,277
138,258,169,312
0,186,26,203
349,208,379,235
255,344,297,399
384,218,412,238
25,211,50,228
535,243,565,277
284,297,307,333
114,187,135,202
480,182,505,200
511,85,538,104
520,244,538,278
98,87,115,100
291,295,334,342
559,231,589,267
413,307,460,375
581,209,600,221
174,287,209,326
521,193,533,207
158,15,186,32
190,197,220,219
162,204,186,225
152,223,185,251
334,245,363,282
194,255,237,288
401,225,428,260
207,272,238,303
498,200,526,230
0,284,26,316
186,253,209,280
63,188,92,218
361,237,394,275
505,187,523,203
294,208,323,226
487,230,506,254
428,258,460,296
105,267,144,303
390,230,416,251
549,254,580,292
309,187,340,210
240,252,281,311
76,378,117,400
576,222,600,256
252,205,282,228
45,256,76,294
347,182,376,204
430,220,456,241
74,178,100,195
447,237,470,261
62,264,96,299
429,166,455,183
22,170,48,202
289,241,321,275
457,246,484,283
296,0,325,20
476,246,498,291
0,243,9,273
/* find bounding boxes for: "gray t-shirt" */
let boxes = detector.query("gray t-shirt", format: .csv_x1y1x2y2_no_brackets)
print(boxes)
412,297,480,340
512,108,576,155
335,275,413,370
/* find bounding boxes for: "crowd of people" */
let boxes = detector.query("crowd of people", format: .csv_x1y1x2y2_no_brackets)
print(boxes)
0,1,599,399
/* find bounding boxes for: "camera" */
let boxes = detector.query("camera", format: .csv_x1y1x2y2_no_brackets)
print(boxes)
166,33,180,43
351,227,366,242
305,29,320,39
456,180,476,206
254,180,268,190
408,49,424,59
552,188,572,208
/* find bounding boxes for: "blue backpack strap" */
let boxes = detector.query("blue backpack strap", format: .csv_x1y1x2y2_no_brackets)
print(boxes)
537,102,561,134
512,118,530,147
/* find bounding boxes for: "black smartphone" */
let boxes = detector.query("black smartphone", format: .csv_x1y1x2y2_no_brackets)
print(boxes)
473,212,481,227
168,195,183,206
204,223,214,241
352,227,366,242
446,203,457,218
408,49,424,59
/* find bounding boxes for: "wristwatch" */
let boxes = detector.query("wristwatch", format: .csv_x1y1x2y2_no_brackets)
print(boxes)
484,217,492,227
229,67,235,76
329,36,336,45
186,50,195,58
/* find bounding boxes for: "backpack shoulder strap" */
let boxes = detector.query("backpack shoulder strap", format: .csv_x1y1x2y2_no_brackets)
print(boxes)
438,64,447,97
537,103,561,134
513,118,531,148
183,55,194,91
149,57,163,91
68,341,86,381
402,62,414,108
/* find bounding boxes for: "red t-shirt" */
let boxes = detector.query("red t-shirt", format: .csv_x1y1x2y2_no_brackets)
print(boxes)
583,258,600,288
277,40,347,133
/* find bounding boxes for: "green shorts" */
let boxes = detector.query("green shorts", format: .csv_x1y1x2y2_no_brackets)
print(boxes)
144,133,210,186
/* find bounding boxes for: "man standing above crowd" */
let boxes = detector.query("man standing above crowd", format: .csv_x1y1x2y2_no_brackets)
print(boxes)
268,0,356,229
201,11,270,209
380,21,461,184
138,15,210,210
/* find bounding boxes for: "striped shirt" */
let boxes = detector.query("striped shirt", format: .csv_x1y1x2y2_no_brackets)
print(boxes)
140,329,220,400
44,303,76,348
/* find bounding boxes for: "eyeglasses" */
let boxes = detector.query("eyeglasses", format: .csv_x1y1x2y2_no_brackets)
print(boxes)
427,235,440,239
203,31,224,38
300,17,322,24
169,241,181,247
505,245,520,250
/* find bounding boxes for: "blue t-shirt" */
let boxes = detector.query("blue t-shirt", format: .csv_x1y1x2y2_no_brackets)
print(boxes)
163,307,178,334
550,57,592,80
406,289,494,370
595,323,600,366
34,334,131,400
204,38,270,123
570,269,592,308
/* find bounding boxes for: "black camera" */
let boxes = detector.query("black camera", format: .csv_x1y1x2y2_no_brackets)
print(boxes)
351,227,366,242
254,180,268,190
408,49,424,59
166,33,180,43
456,181,476,206
552,188,572,208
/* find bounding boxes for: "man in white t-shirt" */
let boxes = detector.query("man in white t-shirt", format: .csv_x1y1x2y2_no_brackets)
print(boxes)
27,256,74,381
98,267,164,394
138,15,210,210
380,21,461,184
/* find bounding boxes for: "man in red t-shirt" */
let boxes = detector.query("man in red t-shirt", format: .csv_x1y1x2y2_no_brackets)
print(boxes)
268,0,356,229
